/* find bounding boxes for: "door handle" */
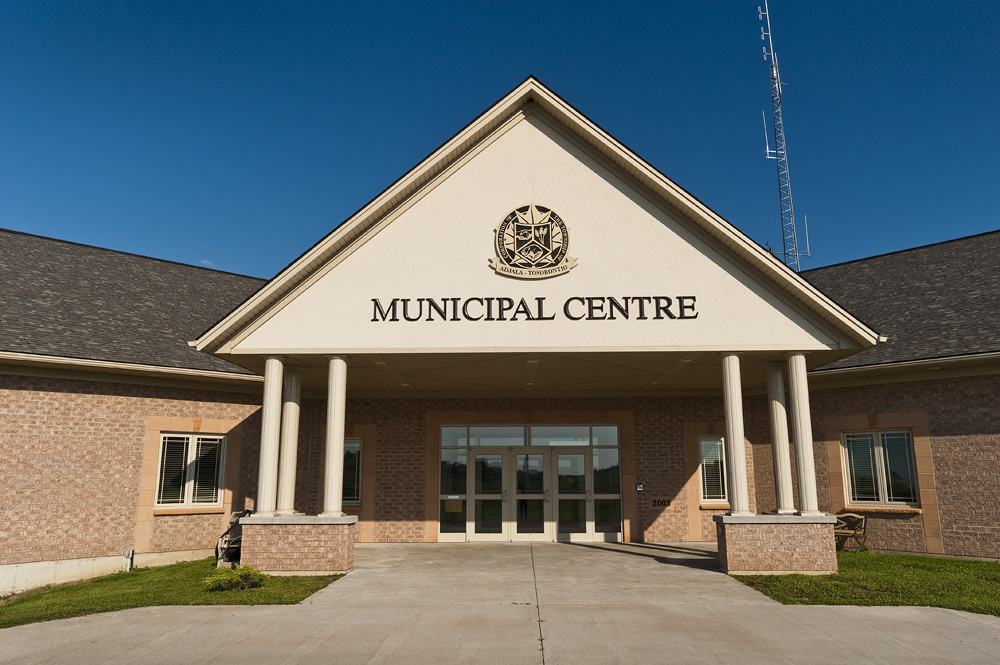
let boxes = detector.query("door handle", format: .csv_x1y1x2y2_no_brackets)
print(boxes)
502,490,510,504
586,490,593,503
544,489,551,503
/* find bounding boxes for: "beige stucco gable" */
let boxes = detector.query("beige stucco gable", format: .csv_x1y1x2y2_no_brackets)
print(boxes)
229,111,854,355
196,78,877,363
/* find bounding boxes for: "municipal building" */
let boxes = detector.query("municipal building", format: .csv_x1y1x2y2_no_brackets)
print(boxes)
2,78,998,593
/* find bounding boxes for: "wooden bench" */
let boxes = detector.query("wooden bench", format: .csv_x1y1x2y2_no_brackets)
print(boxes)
834,512,867,552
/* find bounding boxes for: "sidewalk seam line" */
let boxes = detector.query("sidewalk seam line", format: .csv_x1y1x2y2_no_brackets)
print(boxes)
530,542,545,665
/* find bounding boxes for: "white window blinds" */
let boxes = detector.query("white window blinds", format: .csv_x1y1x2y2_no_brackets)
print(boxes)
699,437,727,502
155,434,225,507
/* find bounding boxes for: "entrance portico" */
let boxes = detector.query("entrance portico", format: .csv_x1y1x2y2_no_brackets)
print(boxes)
194,78,876,574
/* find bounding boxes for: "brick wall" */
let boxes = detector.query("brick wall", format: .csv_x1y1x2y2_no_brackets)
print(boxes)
0,374,259,565
717,521,837,573
240,522,355,572
149,513,230,553
277,395,763,544
808,373,1000,558
5,369,997,566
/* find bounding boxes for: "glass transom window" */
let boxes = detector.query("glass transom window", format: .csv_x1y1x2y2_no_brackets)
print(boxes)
443,425,618,448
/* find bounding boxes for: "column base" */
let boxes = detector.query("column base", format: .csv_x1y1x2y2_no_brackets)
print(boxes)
239,514,358,574
714,514,837,575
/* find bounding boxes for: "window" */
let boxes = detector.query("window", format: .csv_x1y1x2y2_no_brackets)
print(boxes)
842,430,918,505
156,434,225,507
343,440,362,505
698,437,727,503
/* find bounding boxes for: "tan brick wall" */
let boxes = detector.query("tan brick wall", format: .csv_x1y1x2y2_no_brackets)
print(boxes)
717,522,837,573
281,396,759,544
808,373,1000,559
0,374,259,565
6,370,996,566
149,513,230,553
240,522,355,572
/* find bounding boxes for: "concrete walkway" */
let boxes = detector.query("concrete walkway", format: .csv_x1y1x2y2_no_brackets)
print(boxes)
2,542,998,664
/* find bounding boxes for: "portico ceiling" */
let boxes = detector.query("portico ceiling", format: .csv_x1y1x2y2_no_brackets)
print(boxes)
223,350,853,397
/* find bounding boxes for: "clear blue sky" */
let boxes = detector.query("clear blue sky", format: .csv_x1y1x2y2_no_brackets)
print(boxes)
2,1,997,278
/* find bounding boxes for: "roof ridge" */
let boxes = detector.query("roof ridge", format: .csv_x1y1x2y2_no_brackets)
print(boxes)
0,227,267,281
804,228,1000,273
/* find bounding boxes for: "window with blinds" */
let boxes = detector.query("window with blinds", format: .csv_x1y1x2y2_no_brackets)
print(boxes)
843,430,918,506
699,437,727,503
155,434,225,507
343,440,362,505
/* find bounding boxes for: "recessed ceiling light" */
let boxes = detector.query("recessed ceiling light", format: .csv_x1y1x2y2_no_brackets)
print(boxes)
678,359,693,363
526,359,539,364
650,381,659,385
400,383,410,387
374,361,387,365
525,382,535,386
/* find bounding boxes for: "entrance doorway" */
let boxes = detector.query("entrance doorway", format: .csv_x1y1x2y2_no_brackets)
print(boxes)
438,426,622,542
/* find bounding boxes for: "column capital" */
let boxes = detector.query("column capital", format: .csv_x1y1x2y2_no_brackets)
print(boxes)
325,354,349,362
262,354,286,362
718,351,743,358
784,351,811,359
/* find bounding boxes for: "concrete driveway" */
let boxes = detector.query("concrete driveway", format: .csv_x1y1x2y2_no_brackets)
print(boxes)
2,542,999,664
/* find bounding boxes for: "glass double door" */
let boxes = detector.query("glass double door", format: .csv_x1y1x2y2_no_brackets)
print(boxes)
467,447,621,542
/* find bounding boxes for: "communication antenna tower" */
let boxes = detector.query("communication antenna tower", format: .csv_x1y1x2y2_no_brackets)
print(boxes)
758,0,809,271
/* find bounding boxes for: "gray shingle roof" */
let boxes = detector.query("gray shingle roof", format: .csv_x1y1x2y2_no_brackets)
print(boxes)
804,230,1000,370
0,229,266,374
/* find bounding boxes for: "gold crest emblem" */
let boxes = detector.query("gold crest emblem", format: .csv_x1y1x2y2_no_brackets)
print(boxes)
489,204,578,279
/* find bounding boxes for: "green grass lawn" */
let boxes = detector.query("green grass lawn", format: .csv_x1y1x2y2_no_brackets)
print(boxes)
0,558,340,629
739,550,1000,616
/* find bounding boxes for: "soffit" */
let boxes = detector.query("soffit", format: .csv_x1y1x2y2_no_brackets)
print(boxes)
227,350,850,397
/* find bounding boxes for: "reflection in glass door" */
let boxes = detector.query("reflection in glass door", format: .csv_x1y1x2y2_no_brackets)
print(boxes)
439,425,623,542
469,450,507,541
592,447,622,542
554,451,589,540
513,452,550,541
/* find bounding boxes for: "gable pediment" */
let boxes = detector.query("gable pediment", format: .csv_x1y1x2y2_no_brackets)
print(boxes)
196,78,877,360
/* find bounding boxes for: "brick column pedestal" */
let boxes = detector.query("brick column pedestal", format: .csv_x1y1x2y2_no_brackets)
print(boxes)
239,515,358,574
714,514,837,575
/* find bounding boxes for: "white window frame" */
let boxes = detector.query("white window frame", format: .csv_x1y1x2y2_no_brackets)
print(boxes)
698,436,728,505
841,429,919,507
155,433,226,508
343,439,362,506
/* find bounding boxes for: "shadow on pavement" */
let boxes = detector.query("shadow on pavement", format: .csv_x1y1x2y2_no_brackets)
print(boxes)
562,541,721,571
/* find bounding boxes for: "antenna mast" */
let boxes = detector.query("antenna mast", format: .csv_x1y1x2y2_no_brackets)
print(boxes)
759,0,806,271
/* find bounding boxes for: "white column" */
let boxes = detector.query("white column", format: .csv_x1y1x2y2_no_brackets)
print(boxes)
721,353,752,515
788,352,822,515
766,363,797,514
275,366,302,515
322,355,348,516
256,355,284,515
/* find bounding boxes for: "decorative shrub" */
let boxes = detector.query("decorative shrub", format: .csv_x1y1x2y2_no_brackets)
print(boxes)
203,565,268,591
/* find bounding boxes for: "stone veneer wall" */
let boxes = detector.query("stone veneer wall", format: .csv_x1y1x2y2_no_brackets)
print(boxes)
0,374,260,566
240,522,355,573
